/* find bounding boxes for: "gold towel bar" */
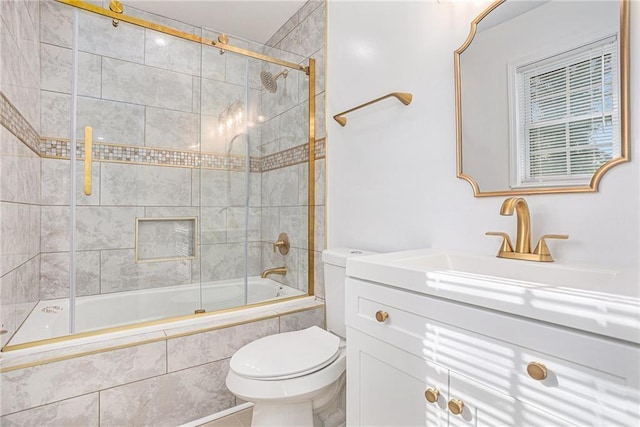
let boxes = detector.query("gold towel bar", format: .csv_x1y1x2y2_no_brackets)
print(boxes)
333,92,413,127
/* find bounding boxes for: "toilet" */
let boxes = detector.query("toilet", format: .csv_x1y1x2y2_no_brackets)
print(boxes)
225,248,375,427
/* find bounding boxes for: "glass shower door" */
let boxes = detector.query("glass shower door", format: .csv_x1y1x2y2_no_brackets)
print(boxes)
71,8,202,334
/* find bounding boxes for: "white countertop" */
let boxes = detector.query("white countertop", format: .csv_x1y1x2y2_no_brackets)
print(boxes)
347,248,640,345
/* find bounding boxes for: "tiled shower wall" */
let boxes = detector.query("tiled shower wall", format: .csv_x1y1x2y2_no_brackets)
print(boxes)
1,0,325,341
260,0,327,298
37,1,272,299
0,0,42,347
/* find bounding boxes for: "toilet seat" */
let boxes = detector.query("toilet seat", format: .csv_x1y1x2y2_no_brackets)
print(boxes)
230,326,340,380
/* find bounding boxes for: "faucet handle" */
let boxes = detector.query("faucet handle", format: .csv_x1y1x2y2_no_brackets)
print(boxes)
486,231,514,253
273,232,290,255
533,234,569,259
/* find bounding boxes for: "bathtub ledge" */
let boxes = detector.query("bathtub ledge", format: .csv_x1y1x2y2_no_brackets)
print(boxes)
0,297,324,372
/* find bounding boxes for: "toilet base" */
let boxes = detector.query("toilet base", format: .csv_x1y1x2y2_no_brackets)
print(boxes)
248,373,346,427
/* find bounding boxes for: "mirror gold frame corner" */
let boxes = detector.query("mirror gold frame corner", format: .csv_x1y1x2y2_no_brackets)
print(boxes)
454,0,630,198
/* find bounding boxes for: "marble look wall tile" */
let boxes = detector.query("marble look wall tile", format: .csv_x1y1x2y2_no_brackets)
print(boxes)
0,393,99,427
0,127,41,205
100,163,191,206
261,166,299,207
0,202,39,276
41,158,100,206
296,158,325,207
260,242,280,275
279,3,325,60
40,1,73,48
40,205,69,253
297,1,324,29
196,170,260,208
77,96,145,145
260,207,279,242
227,207,261,243
261,115,279,146
15,254,40,312
99,359,234,427
102,58,193,112
78,11,145,64
280,206,308,250
199,243,260,282
200,78,245,117
144,206,199,218
279,102,308,151
1,18,40,132
100,248,191,293
144,30,201,76
77,206,142,250
40,251,100,300
42,206,143,252
145,107,199,150
225,51,249,87
199,206,227,245
1,268,17,348
40,43,101,97
200,44,226,82
167,317,278,372
39,90,70,138
192,75,201,113
0,341,166,415
279,305,325,333
42,93,139,143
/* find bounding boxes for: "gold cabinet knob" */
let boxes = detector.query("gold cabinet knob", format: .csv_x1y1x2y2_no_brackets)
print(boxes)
448,399,464,415
527,362,548,381
375,310,389,323
424,388,440,403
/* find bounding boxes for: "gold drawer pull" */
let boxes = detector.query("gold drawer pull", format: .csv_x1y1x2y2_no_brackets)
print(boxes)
448,399,464,415
425,388,440,403
375,310,389,323
527,361,548,381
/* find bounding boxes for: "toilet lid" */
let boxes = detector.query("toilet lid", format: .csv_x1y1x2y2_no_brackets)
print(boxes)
230,326,340,380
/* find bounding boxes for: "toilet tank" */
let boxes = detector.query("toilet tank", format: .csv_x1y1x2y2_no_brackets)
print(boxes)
322,248,377,338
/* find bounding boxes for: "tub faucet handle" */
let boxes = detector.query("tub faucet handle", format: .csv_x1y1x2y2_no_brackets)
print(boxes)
273,232,290,255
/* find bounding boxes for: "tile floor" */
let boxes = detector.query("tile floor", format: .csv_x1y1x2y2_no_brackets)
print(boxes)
199,407,253,427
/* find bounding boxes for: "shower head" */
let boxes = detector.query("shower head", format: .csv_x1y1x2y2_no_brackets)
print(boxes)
260,69,288,93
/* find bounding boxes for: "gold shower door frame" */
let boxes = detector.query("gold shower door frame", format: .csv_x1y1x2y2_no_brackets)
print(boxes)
3,0,316,351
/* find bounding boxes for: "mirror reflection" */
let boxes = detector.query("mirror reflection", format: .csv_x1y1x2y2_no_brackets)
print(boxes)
455,0,629,196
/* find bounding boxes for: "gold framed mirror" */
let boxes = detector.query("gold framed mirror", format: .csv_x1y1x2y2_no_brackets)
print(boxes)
455,0,629,197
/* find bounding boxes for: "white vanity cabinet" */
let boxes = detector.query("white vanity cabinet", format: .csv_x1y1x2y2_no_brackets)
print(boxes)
345,277,640,427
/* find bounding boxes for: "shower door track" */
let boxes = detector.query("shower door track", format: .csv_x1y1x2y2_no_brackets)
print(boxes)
56,0,310,75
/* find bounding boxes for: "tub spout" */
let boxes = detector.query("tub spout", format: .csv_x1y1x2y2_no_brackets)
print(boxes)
261,266,287,279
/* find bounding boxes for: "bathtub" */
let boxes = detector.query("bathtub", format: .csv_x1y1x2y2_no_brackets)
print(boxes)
8,277,304,346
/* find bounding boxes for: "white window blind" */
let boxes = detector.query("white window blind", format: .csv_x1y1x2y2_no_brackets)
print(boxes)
514,36,619,187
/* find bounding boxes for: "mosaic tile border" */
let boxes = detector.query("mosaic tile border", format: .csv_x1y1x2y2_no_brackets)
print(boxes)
0,92,41,155
40,138,326,172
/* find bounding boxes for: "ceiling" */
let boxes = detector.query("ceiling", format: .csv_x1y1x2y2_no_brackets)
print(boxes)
125,1,307,43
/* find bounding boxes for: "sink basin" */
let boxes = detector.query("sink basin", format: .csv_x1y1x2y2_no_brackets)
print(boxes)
346,248,640,344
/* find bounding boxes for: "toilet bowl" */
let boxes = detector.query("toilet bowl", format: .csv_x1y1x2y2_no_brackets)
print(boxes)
225,248,376,427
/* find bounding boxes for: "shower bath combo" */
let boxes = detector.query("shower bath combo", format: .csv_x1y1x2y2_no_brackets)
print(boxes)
1,0,318,352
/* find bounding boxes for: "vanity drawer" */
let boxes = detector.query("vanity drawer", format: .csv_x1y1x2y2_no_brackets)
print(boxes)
345,278,640,425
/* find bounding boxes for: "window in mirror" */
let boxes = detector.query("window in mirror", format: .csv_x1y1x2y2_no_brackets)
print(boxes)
511,36,619,188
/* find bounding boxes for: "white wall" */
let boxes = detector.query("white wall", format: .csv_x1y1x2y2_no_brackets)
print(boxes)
326,0,639,269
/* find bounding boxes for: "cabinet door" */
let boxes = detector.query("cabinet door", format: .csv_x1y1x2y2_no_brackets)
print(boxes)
347,328,448,427
448,371,575,427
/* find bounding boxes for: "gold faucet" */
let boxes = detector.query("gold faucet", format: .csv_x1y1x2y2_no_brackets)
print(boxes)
261,266,287,279
486,197,568,262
